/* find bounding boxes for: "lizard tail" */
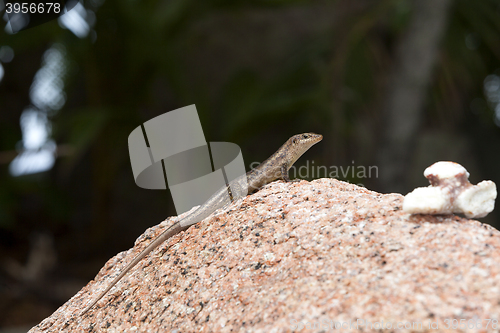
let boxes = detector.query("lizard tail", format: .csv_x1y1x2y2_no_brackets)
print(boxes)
80,222,189,315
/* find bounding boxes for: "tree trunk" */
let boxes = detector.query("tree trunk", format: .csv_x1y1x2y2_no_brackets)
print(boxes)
378,0,453,193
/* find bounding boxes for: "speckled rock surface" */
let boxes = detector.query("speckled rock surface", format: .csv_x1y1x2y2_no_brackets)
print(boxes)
29,178,500,333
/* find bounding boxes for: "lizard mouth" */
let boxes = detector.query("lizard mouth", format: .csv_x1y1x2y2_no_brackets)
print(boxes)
312,134,323,142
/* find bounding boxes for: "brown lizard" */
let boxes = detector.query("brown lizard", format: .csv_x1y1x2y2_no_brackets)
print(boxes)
81,133,322,315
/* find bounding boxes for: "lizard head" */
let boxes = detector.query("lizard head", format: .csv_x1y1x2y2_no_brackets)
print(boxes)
287,133,323,167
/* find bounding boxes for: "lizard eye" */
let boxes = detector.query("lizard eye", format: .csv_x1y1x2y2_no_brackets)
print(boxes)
303,134,309,139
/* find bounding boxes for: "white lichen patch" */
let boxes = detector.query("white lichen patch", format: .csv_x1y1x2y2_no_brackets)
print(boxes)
403,161,497,218
455,180,497,218
424,161,469,179
404,187,450,215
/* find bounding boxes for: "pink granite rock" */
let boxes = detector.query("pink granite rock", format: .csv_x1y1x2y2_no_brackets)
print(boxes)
29,179,500,333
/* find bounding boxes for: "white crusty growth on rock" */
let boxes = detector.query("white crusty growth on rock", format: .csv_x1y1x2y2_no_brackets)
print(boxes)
403,161,497,218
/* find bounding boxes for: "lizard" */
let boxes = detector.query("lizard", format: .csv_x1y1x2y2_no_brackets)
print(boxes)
81,132,323,315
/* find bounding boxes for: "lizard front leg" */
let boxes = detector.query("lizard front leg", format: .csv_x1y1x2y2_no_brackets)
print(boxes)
281,165,301,182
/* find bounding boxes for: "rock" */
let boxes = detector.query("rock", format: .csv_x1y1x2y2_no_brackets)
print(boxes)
29,179,500,332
